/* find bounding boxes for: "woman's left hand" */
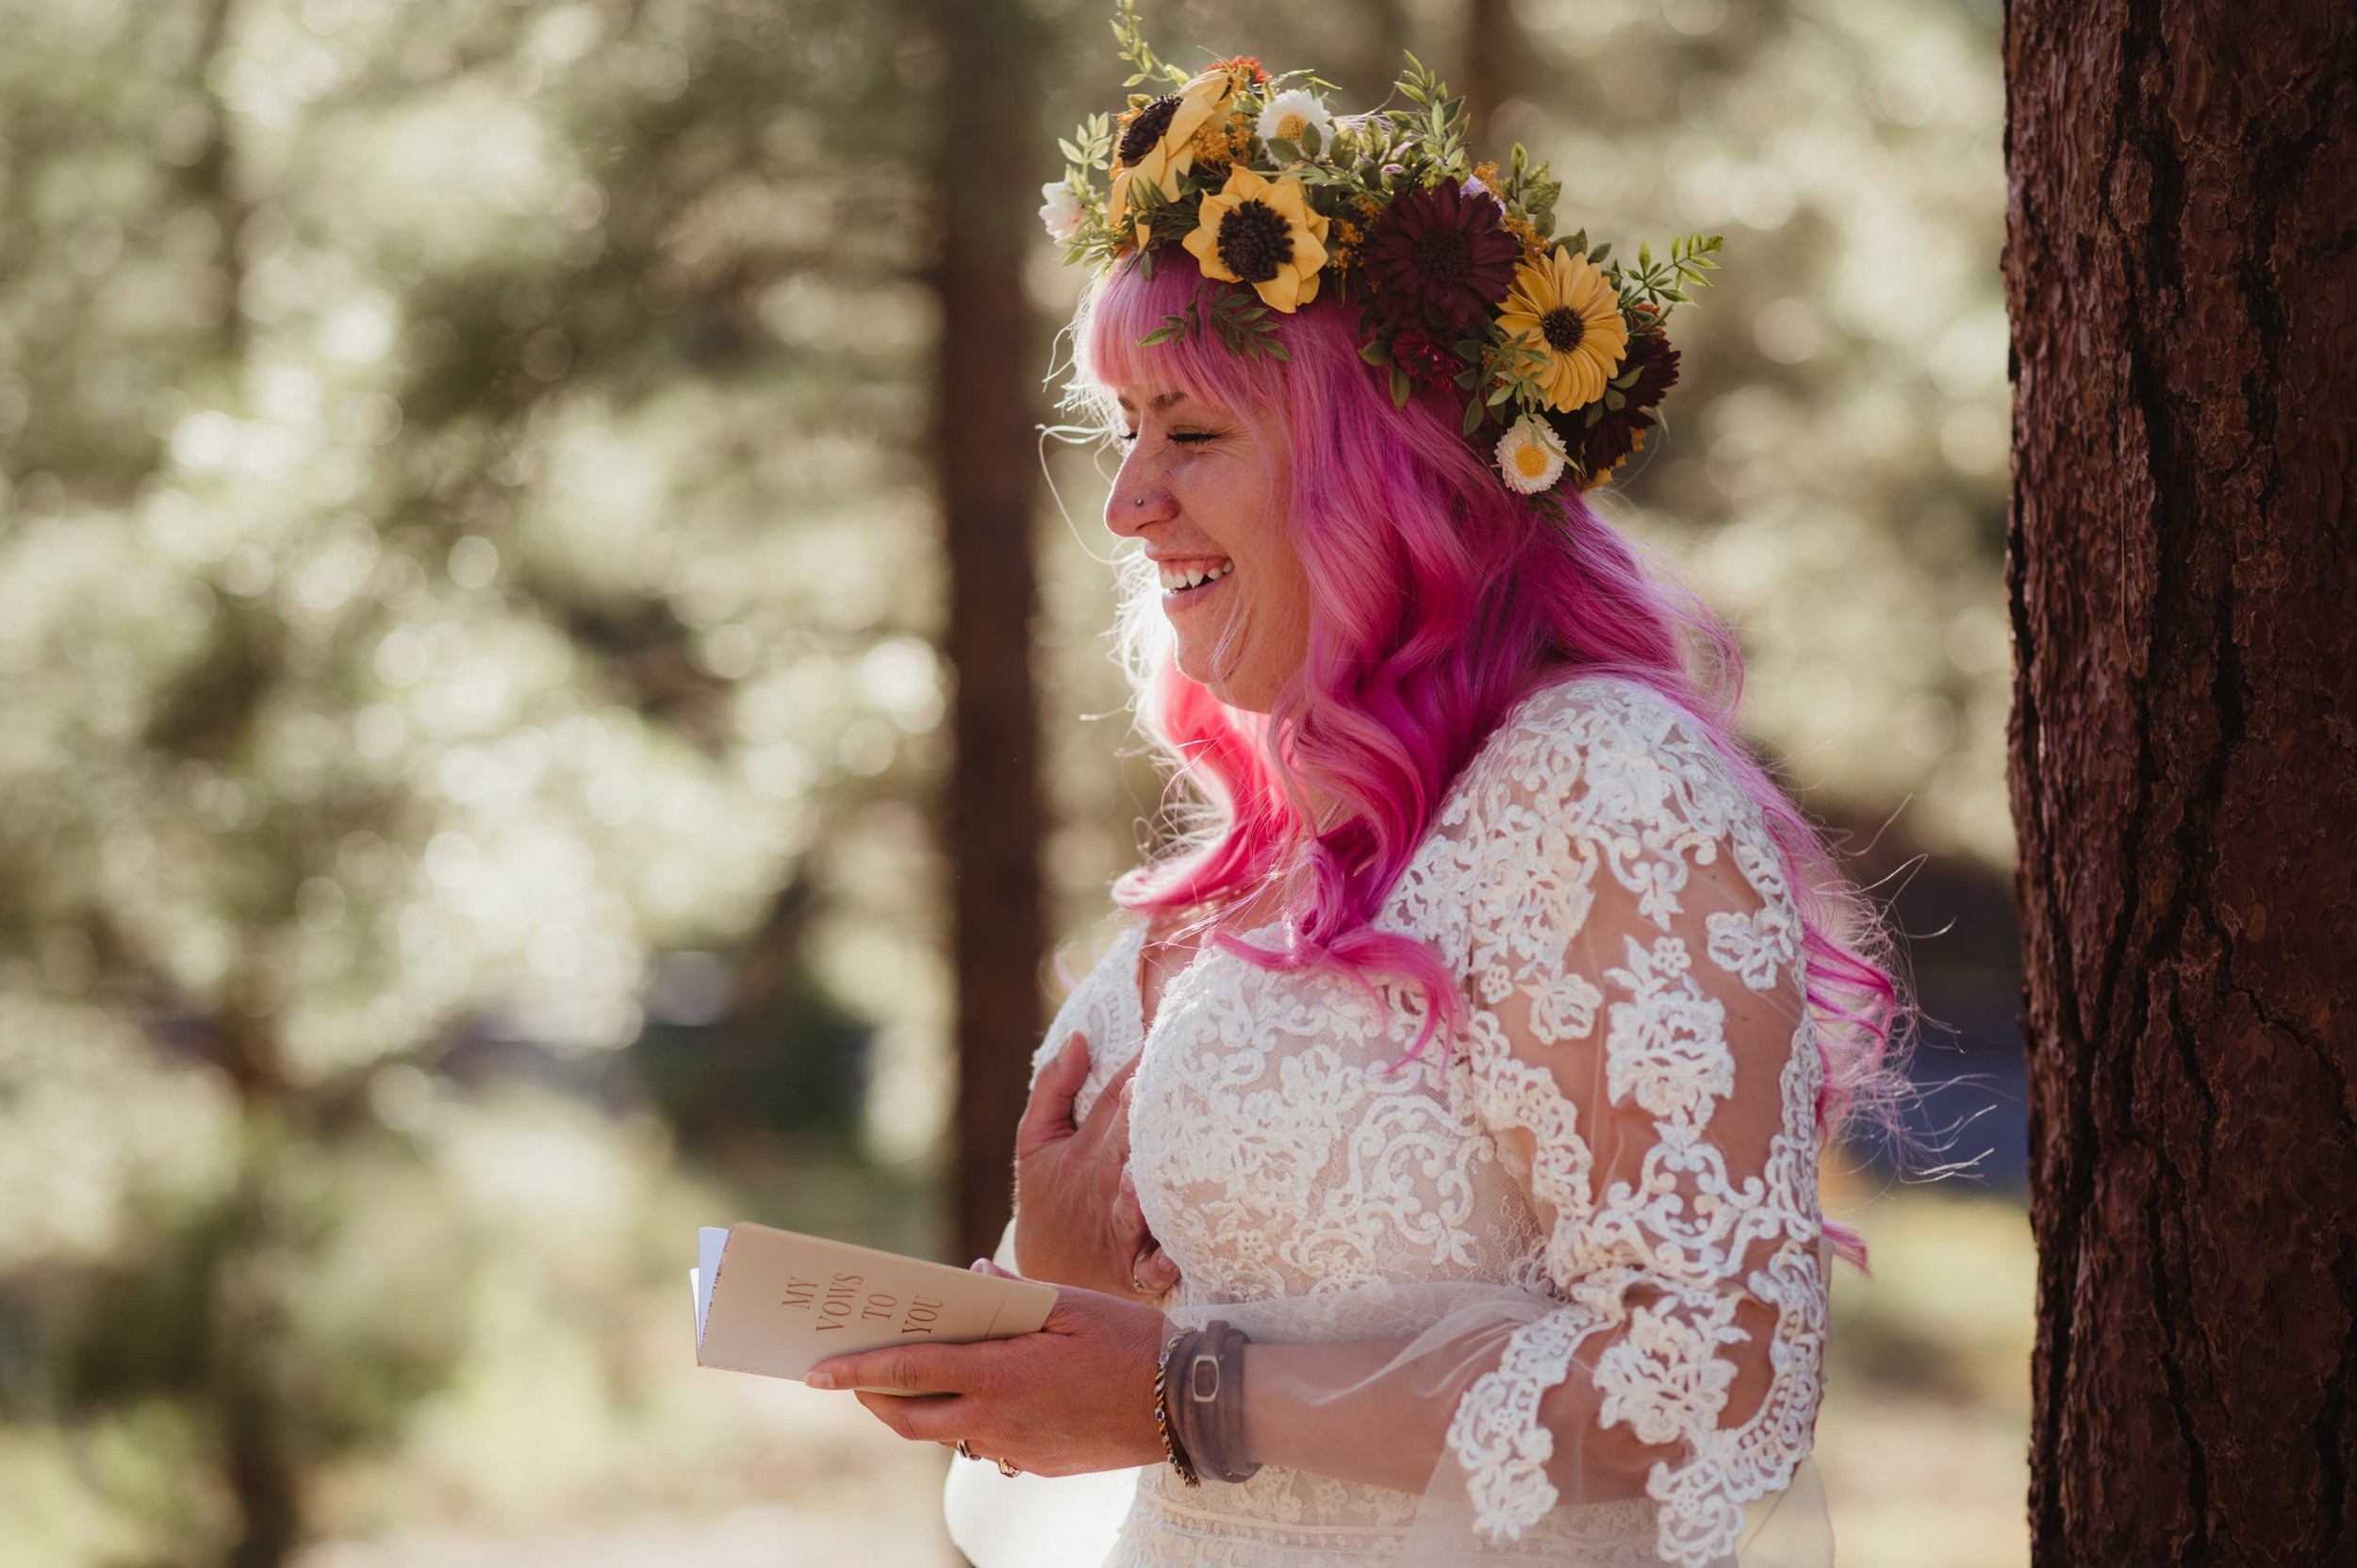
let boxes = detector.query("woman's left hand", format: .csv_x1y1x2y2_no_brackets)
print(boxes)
803,1260,1174,1477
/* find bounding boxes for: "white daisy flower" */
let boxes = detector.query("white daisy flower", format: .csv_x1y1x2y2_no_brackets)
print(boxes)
1256,89,1333,157
1494,413,1569,494
1039,181,1086,241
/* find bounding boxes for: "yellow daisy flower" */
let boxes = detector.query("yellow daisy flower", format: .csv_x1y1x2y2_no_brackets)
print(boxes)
1497,246,1631,411
1107,68,1235,246
1182,165,1330,313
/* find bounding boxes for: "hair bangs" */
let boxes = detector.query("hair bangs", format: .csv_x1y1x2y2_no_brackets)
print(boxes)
1067,259,1294,434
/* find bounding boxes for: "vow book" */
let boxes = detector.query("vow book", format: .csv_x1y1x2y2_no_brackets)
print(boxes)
689,1222,1060,1395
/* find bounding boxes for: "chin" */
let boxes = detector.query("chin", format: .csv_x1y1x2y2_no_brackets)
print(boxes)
1175,640,1279,713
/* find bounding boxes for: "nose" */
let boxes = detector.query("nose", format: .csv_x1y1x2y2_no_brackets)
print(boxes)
1106,449,1177,541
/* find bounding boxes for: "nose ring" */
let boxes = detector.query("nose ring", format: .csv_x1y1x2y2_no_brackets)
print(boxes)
1133,495,1146,507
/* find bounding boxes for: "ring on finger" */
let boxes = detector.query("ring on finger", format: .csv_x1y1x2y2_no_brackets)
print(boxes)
956,1438,978,1461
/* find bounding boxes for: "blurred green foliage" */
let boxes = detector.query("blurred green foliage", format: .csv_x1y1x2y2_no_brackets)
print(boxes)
0,0,2014,1561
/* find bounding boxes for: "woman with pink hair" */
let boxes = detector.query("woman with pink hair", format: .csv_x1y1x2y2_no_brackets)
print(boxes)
806,33,1918,1567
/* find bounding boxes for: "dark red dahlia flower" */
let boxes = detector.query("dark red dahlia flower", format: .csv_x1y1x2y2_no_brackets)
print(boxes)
1391,326,1460,392
1544,329,1683,473
1616,325,1682,413
1362,177,1520,331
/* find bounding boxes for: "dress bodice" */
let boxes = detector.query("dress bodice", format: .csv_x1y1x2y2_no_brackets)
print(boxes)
1005,670,1832,1567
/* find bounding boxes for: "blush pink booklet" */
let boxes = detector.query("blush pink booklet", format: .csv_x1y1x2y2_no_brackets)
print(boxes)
690,1222,1059,1395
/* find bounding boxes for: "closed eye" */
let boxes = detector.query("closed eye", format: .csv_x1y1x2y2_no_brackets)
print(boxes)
1115,430,1218,446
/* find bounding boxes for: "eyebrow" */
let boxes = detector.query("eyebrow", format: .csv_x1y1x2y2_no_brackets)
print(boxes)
1114,391,1191,413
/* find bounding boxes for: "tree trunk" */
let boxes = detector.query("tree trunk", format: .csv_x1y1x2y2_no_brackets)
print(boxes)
926,0,1049,1269
2003,3,2357,1563
1459,0,1516,160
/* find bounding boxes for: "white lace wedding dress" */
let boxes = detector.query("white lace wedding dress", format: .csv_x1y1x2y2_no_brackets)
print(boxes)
945,671,1838,1567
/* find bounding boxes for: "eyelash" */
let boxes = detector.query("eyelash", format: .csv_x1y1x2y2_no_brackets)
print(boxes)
1116,430,1216,446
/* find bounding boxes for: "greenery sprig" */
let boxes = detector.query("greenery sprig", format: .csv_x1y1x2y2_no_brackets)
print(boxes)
1109,0,1184,89
1056,112,1113,180
1141,276,1293,363
1393,52,1473,183
1619,233,1723,312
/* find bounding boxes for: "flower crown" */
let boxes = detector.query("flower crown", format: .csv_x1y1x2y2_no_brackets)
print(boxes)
1042,1,1723,501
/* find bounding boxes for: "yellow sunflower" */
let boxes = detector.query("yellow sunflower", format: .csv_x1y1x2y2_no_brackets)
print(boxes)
1497,246,1631,411
1181,165,1330,312
1107,68,1235,247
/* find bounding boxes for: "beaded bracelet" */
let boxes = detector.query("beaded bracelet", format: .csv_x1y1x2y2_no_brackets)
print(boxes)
1152,1327,1201,1487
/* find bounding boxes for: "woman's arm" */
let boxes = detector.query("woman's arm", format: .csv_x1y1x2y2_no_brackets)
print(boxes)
1237,1332,1676,1502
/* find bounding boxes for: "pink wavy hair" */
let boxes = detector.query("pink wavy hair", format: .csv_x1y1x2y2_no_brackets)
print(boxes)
1061,260,1921,1275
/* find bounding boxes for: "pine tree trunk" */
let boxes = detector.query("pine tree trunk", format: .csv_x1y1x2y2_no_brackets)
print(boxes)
2003,3,2357,1562
926,0,1049,1269
1459,0,1517,159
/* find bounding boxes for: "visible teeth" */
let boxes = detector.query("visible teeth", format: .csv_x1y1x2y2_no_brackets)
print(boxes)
1158,559,1234,592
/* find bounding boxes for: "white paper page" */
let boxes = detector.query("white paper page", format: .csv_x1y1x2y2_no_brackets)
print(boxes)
694,1226,729,1349
687,1220,1057,1386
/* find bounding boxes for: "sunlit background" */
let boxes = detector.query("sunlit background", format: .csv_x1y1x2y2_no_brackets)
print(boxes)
0,0,2026,1563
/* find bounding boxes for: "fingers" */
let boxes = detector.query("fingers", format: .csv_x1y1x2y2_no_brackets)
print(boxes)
1077,1049,1142,1146
1113,1164,1147,1243
1111,1169,1180,1296
1134,1240,1181,1296
1013,1032,1090,1159
1111,1073,1140,1159
805,1347,964,1395
852,1387,969,1443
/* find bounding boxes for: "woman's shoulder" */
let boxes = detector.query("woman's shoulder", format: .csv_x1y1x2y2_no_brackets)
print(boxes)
1460,668,1725,801
1433,669,1782,905
1414,665,1801,952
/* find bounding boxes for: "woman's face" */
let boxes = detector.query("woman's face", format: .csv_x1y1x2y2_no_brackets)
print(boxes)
1104,381,1311,713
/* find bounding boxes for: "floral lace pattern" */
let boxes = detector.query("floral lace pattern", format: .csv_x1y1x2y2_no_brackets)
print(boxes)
1030,673,1828,1567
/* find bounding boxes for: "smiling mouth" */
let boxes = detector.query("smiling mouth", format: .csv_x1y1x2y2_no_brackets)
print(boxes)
1157,558,1234,599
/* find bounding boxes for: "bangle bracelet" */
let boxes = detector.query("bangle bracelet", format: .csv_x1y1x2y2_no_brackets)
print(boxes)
1153,1328,1201,1487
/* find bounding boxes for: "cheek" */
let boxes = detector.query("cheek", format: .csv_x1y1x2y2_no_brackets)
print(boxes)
1250,531,1314,634
1218,477,1299,583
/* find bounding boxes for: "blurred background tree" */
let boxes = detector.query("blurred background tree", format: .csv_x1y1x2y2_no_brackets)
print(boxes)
0,0,2025,1564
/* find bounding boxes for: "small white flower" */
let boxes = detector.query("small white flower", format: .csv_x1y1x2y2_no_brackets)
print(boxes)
1039,181,1086,241
1494,413,1569,494
1256,90,1333,157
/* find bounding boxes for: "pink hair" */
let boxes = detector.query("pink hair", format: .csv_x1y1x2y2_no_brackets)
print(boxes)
1063,261,1920,1275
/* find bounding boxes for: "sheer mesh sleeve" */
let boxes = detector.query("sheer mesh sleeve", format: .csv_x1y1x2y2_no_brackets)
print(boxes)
1436,684,1832,1565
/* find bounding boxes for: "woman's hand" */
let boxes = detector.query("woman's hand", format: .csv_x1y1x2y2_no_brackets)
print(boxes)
1013,1032,1181,1300
804,1261,1172,1477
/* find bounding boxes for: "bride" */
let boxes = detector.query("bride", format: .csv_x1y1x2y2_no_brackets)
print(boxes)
805,25,1914,1567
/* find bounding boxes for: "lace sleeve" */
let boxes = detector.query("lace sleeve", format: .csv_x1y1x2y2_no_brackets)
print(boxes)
1439,682,1831,1566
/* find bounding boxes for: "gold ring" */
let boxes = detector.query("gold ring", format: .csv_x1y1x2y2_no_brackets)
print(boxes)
997,1457,1022,1477
956,1438,977,1461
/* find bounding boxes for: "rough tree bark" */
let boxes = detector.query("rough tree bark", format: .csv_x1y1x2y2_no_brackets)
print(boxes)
2003,3,2356,1563
925,0,1050,1270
